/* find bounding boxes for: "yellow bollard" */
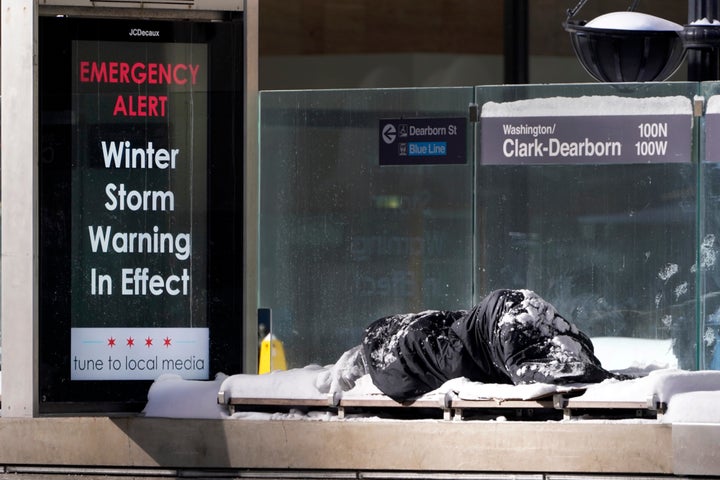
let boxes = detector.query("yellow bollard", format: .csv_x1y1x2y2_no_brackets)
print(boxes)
258,333,287,374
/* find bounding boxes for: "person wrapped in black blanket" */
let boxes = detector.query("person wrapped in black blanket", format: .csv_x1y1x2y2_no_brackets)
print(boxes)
316,289,621,402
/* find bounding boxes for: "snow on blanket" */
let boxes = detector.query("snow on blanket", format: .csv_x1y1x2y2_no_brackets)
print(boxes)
142,366,720,423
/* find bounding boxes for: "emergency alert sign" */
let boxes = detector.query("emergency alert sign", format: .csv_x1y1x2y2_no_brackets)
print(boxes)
70,40,209,381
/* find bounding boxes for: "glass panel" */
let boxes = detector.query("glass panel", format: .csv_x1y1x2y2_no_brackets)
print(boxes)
475,82,699,371
259,88,474,368
700,82,720,369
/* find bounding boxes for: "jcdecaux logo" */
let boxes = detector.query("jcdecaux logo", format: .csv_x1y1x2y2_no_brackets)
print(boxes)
129,28,160,37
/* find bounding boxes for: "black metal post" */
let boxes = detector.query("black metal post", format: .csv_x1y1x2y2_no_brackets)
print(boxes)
504,0,529,84
688,0,720,81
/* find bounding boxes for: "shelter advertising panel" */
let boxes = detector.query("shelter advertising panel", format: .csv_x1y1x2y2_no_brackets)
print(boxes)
39,15,245,408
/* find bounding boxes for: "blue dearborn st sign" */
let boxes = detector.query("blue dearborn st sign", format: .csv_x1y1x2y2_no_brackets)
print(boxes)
379,117,467,166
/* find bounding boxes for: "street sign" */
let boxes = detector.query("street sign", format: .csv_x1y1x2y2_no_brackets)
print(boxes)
379,117,467,166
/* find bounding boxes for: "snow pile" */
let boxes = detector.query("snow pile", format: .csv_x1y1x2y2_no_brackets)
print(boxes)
662,391,720,423
690,18,720,26
337,370,386,397
220,364,329,400
573,369,720,404
705,95,720,114
142,373,229,419
481,95,692,118
570,369,720,424
585,12,683,32
592,337,677,371
458,381,576,401
229,409,340,422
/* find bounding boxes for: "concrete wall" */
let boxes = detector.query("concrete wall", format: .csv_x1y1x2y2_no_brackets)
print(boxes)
0,417,695,477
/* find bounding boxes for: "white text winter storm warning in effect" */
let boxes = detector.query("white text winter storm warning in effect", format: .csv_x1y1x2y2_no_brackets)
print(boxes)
87,139,193,298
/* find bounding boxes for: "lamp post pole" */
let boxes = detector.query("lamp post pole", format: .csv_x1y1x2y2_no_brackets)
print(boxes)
504,0,528,84
688,0,720,80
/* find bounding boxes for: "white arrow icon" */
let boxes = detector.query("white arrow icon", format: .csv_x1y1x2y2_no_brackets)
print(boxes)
382,124,397,144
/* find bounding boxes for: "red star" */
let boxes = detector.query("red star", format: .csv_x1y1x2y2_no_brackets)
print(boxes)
126,337,135,348
107,337,116,348
145,337,153,348
163,336,172,348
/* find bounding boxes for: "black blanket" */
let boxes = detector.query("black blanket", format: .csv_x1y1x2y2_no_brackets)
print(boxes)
361,289,616,402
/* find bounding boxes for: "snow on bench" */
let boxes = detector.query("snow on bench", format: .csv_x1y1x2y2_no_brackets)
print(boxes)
212,367,661,421
140,367,720,422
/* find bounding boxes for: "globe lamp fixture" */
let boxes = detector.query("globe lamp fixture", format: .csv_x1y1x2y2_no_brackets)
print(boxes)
563,0,717,82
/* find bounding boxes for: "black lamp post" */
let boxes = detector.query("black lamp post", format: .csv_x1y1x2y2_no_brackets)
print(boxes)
686,0,720,81
504,0,529,84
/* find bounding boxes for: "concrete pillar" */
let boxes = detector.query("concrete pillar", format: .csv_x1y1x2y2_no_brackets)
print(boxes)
1,0,39,416
243,0,259,374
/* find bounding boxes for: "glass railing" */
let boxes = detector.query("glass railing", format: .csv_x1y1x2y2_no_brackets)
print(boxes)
475,83,698,371
257,82,720,373
700,82,720,370
258,88,474,368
